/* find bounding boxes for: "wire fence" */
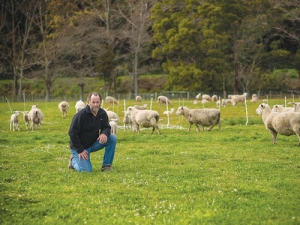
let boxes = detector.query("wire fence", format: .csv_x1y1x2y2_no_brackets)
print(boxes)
1,90,299,103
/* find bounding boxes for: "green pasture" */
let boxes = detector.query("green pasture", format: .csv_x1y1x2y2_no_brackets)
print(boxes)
0,98,299,224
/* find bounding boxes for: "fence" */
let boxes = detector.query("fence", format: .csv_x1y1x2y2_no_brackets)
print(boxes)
1,90,299,103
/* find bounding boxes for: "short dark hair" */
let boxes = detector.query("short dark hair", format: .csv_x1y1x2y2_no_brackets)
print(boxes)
87,92,102,101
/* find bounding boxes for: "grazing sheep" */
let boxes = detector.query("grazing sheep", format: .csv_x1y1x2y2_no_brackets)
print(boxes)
157,96,171,106
58,101,70,118
196,93,211,101
163,108,175,115
216,99,227,108
109,119,118,136
176,106,221,132
136,95,142,102
75,100,86,113
126,106,161,134
10,111,20,131
228,93,247,105
105,110,120,124
123,110,134,131
271,104,294,113
211,95,218,102
28,105,44,130
256,103,300,145
105,96,118,105
22,111,29,130
134,104,147,110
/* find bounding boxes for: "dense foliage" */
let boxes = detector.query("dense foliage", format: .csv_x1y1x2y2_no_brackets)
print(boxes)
0,0,299,101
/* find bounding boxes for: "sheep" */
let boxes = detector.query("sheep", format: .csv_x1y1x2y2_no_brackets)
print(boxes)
157,96,171,106
105,110,120,124
136,95,142,102
133,104,147,110
22,111,29,130
293,102,300,112
216,99,227,108
175,106,221,132
256,103,300,145
228,93,247,105
28,105,44,130
195,93,201,100
271,104,294,113
109,119,118,136
201,94,211,101
10,111,20,131
58,101,69,118
105,96,118,105
75,100,86,113
126,106,161,134
123,110,134,131
163,108,175,115
211,95,218,102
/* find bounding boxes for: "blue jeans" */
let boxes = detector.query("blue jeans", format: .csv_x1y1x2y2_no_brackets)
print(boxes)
70,134,116,172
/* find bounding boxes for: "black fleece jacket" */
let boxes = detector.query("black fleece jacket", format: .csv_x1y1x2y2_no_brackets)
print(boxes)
68,105,111,153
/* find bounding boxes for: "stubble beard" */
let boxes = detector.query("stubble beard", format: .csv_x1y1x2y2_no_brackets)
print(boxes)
91,106,99,114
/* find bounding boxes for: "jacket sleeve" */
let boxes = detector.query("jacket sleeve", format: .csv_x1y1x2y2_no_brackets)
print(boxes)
68,114,85,153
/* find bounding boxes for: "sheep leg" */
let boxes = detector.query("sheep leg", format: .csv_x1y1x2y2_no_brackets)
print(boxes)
195,124,200,132
156,126,161,135
188,122,193,131
151,126,155,134
268,129,277,144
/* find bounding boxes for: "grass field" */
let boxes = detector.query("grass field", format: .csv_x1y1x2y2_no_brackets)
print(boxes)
0,98,299,224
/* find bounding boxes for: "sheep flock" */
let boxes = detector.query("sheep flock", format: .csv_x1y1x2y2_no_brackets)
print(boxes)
6,94,300,147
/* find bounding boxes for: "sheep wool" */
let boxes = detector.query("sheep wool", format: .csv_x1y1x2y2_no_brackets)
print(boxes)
126,106,161,134
176,107,221,132
28,105,44,130
256,103,300,146
58,101,70,118
10,111,20,131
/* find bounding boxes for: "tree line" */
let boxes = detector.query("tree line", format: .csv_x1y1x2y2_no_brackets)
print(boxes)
1,0,299,101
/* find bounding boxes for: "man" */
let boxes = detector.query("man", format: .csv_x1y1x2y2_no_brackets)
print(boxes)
68,92,116,172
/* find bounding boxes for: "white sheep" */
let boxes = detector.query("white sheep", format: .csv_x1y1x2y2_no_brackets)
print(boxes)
176,106,221,132
22,111,29,130
28,105,44,130
201,94,211,101
123,110,134,131
75,100,86,113
271,104,294,113
157,96,171,106
256,103,300,145
211,95,218,102
136,95,142,102
109,119,118,136
58,101,69,118
134,104,147,110
293,102,300,112
10,111,20,131
105,96,118,105
105,110,120,124
126,106,161,134
163,108,174,115
216,99,227,108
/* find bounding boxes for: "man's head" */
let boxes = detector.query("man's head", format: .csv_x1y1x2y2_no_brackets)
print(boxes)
87,92,102,114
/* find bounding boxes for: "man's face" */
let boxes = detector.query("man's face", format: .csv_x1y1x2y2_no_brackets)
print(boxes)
88,94,101,114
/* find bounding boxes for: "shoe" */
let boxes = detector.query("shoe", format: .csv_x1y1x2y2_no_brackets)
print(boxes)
101,164,113,172
68,155,75,170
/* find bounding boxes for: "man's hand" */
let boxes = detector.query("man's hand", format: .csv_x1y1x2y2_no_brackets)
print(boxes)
79,150,88,160
98,133,107,144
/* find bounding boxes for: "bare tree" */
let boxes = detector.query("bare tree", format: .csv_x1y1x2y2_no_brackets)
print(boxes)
118,0,154,96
